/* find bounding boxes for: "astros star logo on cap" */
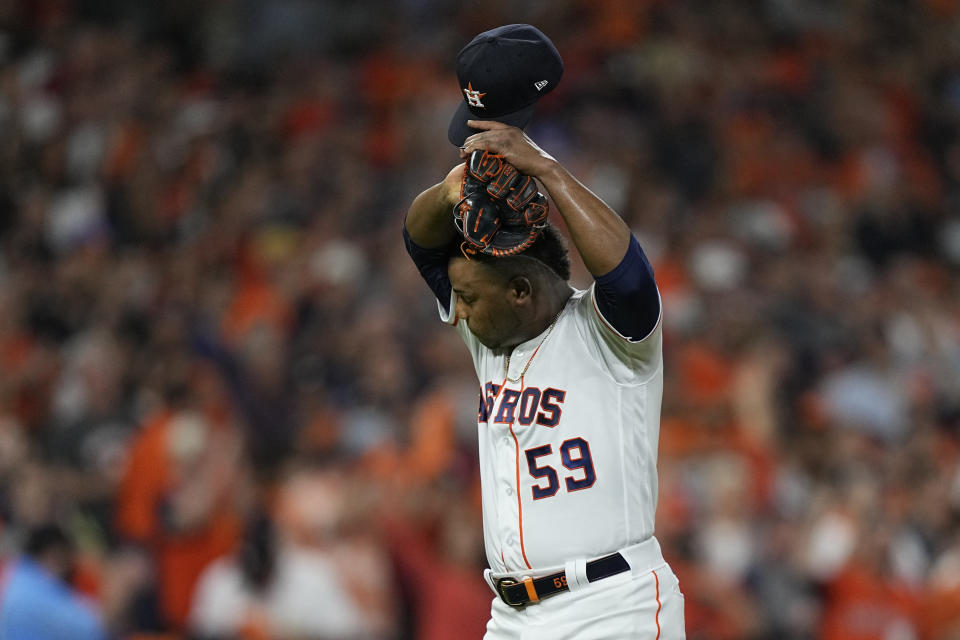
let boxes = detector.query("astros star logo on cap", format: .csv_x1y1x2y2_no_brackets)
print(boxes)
463,82,486,108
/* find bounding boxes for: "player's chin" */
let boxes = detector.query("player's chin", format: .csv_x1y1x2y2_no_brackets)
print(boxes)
471,329,501,350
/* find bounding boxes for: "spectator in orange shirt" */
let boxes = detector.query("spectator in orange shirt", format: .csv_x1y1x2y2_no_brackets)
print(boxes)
115,400,244,631
820,530,919,640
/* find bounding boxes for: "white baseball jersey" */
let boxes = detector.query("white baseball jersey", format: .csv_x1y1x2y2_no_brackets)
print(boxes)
440,284,663,574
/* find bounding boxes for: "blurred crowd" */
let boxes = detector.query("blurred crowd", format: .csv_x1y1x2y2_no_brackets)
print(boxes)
0,0,959,638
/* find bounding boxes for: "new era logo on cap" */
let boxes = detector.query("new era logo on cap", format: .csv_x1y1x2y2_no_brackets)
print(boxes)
448,24,563,146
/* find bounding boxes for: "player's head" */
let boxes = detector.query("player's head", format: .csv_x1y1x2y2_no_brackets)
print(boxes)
448,223,570,350
470,223,571,281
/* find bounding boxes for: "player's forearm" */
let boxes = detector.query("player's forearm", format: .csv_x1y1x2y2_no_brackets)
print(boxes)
404,182,458,248
536,161,631,276
405,163,467,248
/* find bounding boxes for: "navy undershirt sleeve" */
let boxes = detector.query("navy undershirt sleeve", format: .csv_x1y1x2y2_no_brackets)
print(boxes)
402,224,453,312
593,234,660,341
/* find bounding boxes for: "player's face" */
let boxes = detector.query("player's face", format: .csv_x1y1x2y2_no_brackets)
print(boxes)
449,257,524,350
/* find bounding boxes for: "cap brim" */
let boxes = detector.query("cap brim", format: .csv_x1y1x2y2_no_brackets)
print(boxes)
447,100,538,147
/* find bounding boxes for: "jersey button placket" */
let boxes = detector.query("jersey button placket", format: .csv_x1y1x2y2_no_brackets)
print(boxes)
497,418,521,569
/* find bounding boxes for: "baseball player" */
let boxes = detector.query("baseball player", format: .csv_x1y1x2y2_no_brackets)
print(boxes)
403,24,685,639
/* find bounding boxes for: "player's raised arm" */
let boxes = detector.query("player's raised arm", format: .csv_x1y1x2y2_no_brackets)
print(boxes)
404,163,464,249
401,163,467,311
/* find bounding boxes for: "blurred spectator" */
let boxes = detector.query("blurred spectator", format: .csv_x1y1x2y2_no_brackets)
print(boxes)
0,523,107,640
384,488,490,640
190,464,398,639
819,527,919,640
115,406,244,630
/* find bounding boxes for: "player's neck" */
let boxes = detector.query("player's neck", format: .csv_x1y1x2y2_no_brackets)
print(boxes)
512,283,572,348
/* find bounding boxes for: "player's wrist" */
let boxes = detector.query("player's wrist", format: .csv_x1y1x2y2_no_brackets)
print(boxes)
530,155,563,183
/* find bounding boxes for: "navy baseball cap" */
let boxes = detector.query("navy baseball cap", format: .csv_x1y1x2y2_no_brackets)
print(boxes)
448,24,563,147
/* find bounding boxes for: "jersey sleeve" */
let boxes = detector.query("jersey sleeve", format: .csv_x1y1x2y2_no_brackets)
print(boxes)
402,224,453,315
571,234,663,384
593,234,661,341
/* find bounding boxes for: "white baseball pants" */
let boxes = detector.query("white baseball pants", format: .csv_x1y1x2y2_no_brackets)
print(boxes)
483,538,685,640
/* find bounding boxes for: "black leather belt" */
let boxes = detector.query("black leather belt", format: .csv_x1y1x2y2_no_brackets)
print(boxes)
495,552,630,608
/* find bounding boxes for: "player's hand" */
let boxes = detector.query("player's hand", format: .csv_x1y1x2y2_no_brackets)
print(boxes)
459,120,558,179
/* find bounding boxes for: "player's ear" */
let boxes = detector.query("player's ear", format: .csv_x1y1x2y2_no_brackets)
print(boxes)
508,276,532,303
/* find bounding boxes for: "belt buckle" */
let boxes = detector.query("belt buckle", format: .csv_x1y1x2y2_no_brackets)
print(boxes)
496,577,526,608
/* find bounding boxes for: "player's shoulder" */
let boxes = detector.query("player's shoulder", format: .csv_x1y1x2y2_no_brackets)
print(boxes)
565,282,662,379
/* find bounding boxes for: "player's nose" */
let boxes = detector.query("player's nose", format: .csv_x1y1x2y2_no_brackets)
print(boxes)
455,299,469,320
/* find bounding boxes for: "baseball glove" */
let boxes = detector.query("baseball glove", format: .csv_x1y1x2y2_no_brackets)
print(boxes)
453,150,549,257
